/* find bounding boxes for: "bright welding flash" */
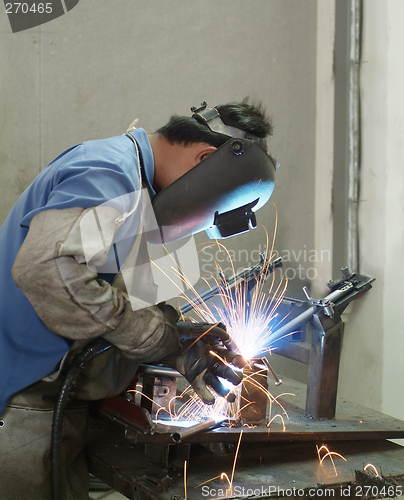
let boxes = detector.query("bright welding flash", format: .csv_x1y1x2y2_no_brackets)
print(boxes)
218,377,236,391
217,378,237,403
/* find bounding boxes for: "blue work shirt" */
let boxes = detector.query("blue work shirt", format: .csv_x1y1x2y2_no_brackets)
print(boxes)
0,129,155,416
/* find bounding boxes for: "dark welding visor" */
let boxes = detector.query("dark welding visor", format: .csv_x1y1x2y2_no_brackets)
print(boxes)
146,136,276,244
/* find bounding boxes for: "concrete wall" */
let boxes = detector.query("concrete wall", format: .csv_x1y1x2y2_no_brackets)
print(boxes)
0,0,317,293
338,0,404,424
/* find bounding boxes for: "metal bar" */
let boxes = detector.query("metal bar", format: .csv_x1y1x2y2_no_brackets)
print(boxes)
347,0,363,274
268,283,354,345
332,0,363,276
305,310,344,419
140,373,154,414
261,357,282,386
98,396,155,434
170,417,226,443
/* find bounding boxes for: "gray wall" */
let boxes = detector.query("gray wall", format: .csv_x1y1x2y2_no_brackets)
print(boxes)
0,0,317,381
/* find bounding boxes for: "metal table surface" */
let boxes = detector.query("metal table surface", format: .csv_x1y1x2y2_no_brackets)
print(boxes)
86,378,404,499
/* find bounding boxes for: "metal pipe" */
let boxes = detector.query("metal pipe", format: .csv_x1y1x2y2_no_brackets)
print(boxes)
347,0,363,274
171,417,226,443
268,284,353,345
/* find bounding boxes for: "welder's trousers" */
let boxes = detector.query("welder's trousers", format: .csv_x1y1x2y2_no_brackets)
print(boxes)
0,380,89,500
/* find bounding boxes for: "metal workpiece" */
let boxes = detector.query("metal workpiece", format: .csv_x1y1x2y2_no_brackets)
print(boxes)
305,310,344,419
170,417,226,443
86,265,386,499
269,269,375,346
97,377,404,446
97,396,155,434
138,364,181,379
252,358,282,386
265,269,375,420
269,339,311,365
303,286,335,317
268,286,347,345
240,361,268,422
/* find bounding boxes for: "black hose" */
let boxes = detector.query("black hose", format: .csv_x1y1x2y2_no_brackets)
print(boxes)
51,337,113,500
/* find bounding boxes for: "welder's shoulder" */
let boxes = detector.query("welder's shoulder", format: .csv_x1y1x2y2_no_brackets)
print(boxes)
82,135,136,173
47,136,141,202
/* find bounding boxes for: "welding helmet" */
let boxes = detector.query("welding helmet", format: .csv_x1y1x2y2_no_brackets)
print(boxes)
147,102,276,244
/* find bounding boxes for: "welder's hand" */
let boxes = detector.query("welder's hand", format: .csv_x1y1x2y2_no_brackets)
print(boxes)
175,338,244,405
156,302,180,325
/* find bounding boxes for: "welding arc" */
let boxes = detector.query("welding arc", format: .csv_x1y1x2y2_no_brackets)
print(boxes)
204,372,235,401
218,349,245,369
203,361,243,402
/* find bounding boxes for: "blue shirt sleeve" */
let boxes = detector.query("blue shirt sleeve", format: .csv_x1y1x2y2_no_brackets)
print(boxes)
20,135,142,228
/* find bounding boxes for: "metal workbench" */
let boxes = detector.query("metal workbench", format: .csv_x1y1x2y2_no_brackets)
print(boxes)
86,378,404,499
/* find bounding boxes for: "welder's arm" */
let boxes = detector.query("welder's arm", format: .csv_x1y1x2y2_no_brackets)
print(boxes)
12,207,180,363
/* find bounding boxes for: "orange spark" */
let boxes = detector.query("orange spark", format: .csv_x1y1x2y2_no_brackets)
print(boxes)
267,414,286,431
364,463,381,477
316,445,347,476
230,430,244,488
194,473,231,490
193,432,243,495
146,210,293,425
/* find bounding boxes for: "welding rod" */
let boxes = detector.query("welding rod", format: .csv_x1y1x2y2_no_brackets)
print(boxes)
171,417,226,443
261,357,282,386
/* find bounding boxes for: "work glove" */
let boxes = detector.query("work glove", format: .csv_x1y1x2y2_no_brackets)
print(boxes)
174,334,245,405
156,302,180,325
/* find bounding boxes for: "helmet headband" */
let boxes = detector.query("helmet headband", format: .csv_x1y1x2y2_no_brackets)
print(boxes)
191,101,269,152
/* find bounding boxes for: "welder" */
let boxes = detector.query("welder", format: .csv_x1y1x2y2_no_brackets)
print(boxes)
0,99,276,500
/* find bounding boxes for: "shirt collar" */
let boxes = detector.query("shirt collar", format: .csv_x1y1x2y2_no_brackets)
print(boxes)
128,128,156,198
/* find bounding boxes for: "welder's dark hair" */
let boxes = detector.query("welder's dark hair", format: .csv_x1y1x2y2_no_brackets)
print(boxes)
156,98,273,147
